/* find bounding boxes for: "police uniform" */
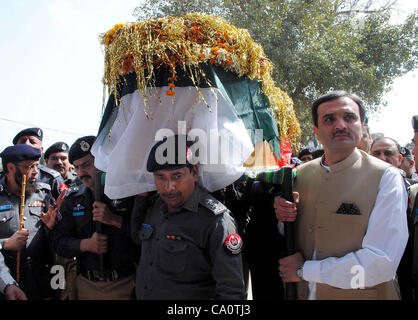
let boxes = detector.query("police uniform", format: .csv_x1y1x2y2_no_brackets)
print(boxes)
12,128,65,200
64,171,80,188
132,185,246,299
53,136,138,300
130,135,246,300
0,145,55,300
37,164,65,200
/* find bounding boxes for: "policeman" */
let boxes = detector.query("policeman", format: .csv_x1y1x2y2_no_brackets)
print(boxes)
53,136,138,300
400,147,417,181
0,144,58,299
44,142,80,188
131,135,246,299
12,128,65,200
298,148,313,163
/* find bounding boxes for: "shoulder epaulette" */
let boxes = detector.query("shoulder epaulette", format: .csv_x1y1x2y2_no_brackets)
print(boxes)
200,196,227,215
65,185,85,198
39,165,61,178
37,182,51,191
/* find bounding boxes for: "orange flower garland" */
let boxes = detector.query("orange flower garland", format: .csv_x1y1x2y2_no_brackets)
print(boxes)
100,13,301,148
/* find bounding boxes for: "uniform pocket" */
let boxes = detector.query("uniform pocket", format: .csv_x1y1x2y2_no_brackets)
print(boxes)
157,238,189,274
0,210,15,237
29,207,44,229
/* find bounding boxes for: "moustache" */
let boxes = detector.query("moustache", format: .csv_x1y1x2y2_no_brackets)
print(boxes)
332,129,351,138
53,165,65,170
161,192,181,198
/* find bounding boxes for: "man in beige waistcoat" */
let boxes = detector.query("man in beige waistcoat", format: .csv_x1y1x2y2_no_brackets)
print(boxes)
274,91,408,300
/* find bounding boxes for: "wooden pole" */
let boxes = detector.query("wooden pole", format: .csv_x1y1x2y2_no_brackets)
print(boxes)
16,174,26,283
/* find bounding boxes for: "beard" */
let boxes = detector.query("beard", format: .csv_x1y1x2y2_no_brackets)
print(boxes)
15,170,37,196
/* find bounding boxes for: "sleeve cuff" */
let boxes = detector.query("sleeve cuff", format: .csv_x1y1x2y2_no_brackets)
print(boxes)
302,260,322,283
0,274,17,294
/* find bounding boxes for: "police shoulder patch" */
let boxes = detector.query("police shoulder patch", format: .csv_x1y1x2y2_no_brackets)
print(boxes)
200,196,227,215
224,233,243,255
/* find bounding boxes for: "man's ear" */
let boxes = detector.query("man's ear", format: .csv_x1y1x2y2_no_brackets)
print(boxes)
192,165,199,182
313,126,320,142
6,162,16,174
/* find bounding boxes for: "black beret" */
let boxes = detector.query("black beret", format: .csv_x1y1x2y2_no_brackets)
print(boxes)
312,149,325,159
400,146,412,159
1,144,41,164
13,127,43,145
413,115,418,133
68,136,96,164
44,142,69,159
298,147,313,159
147,135,196,172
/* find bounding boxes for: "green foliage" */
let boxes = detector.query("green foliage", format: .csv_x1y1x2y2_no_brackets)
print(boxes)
133,0,418,143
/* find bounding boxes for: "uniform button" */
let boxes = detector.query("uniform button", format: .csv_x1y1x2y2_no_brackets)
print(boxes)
23,217,27,221
2,218,6,222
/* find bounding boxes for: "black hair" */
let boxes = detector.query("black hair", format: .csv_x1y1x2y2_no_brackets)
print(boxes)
311,90,366,127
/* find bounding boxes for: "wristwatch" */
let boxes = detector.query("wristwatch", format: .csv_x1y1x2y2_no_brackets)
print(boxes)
296,264,304,280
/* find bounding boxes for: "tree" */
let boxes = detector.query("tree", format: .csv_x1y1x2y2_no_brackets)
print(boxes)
133,0,417,143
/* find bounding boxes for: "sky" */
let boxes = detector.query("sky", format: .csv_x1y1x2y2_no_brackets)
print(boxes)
0,0,417,155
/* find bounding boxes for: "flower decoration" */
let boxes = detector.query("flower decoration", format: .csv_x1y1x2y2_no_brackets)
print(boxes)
100,13,300,147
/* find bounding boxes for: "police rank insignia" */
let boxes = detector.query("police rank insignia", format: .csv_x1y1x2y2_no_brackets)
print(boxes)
28,201,45,207
224,233,243,255
201,198,226,215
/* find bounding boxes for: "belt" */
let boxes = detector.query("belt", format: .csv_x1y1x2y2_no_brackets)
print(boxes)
79,265,135,282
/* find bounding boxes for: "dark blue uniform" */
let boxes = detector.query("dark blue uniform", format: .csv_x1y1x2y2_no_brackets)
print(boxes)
37,164,65,200
53,184,139,282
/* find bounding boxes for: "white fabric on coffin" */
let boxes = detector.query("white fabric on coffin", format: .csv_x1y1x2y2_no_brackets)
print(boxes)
91,86,254,199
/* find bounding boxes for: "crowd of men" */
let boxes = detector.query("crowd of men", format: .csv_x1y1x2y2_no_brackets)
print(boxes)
0,90,417,301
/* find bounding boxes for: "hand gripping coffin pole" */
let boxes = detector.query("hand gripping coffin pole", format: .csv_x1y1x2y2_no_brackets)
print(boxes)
94,169,106,277
243,166,297,299
281,166,297,300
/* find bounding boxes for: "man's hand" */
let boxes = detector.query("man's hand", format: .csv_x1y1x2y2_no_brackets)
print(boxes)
92,201,122,228
274,191,299,222
80,232,108,254
41,190,66,230
3,229,29,250
41,206,57,230
4,284,27,300
56,187,67,211
279,252,305,283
